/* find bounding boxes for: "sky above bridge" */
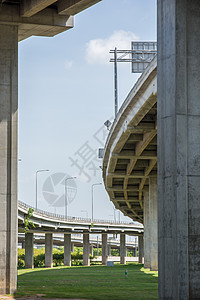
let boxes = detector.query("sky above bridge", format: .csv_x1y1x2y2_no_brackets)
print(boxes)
18,0,156,222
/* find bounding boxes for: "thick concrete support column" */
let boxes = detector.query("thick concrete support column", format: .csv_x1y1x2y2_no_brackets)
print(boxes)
0,25,18,295
120,233,126,264
25,233,34,269
143,188,150,268
64,234,71,266
90,245,93,257
83,233,90,266
149,176,158,271
102,233,108,265
158,1,200,298
45,233,53,268
138,235,144,264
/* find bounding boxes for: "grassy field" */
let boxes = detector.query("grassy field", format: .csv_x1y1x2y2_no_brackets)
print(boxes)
16,263,158,300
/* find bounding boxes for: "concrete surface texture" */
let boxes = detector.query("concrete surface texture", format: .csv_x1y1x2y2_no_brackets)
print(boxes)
143,188,150,268
83,234,90,266
149,176,158,271
25,233,34,269
120,233,126,264
0,24,18,295
64,234,71,266
45,233,53,268
102,233,108,265
157,0,200,298
138,235,144,264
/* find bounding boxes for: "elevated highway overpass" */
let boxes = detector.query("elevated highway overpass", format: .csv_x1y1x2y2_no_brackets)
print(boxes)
103,57,157,273
18,201,144,268
103,57,157,224
18,201,143,235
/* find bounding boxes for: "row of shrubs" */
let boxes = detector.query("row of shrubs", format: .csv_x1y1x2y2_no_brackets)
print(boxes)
18,248,94,268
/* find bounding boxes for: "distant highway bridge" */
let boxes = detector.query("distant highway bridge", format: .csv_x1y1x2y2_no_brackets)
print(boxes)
18,201,144,268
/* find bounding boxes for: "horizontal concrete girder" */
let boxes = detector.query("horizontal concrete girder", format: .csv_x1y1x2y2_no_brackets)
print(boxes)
0,4,73,41
58,0,102,15
20,0,57,17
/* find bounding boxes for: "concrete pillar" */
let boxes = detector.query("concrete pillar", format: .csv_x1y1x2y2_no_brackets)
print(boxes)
138,235,144,264
89,245,93,257
102,233,108,265
83,233,90,266
120,233,126,264
108,245,112,256
71,242,74,253
0,25,18,295
149,176,158,271
158,1,200,298
45,233,53,268
64,234,71,266
25,233,34,269
143,188,150,268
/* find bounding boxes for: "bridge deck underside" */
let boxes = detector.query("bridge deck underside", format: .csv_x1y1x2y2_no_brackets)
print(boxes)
103,60,157,223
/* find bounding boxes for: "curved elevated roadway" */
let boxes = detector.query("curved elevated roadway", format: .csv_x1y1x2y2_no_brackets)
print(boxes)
18,201,143,235
103,57,157,224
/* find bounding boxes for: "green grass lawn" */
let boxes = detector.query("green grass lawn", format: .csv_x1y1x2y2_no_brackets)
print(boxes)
16,263,158,300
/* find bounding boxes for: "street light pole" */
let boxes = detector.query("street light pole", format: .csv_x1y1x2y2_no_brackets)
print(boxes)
65,177,76,219
36,169,49,210
91,183,102,222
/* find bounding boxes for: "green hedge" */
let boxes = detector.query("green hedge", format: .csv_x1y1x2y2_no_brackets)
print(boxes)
18,248,94,268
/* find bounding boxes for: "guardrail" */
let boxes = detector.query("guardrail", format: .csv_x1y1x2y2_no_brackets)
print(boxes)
18,200,143,228
18,200,143,227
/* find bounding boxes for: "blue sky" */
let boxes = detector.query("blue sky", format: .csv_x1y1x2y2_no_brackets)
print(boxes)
18,0,157,222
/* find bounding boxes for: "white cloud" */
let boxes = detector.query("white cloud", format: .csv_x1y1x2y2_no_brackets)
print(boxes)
85,30,139,65
64,60,73,70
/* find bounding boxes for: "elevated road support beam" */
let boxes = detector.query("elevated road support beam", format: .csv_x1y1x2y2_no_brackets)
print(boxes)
158,0,200,298
58,0,102,15
0,4,74,41
20,0,57,17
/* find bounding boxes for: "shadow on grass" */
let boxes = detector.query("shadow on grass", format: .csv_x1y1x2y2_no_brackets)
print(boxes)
16,263,158,300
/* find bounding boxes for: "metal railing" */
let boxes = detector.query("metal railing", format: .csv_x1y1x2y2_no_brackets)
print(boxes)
18,200,143,227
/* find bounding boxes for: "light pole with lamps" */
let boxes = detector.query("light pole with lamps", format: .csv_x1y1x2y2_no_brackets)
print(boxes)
36,169,49,210
65,177,76,218
91,183,102,222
